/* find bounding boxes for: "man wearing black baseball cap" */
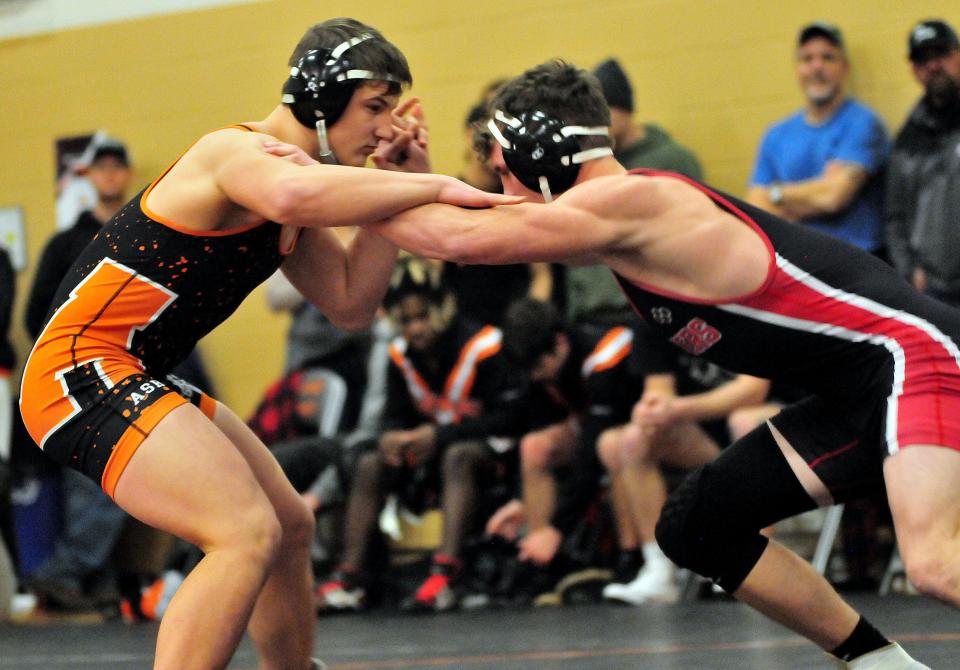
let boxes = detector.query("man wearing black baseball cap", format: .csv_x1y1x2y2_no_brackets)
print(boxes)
908,19,960,64
87,137,130,168
886,19,960,307
26,135,133,338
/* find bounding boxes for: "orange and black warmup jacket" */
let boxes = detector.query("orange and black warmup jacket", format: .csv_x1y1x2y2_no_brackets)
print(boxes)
384,317,525,449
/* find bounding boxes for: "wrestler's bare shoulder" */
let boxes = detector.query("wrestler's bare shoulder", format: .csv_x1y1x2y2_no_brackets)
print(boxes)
557,172,697,220
146,126,279,232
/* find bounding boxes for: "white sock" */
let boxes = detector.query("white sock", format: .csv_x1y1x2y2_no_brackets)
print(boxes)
641,542,674,573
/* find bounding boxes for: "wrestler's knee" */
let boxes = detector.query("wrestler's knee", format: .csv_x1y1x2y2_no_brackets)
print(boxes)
901,538,960,604
209,496,283,568
277,494,316,551
655,463,767,592
655,466,707,571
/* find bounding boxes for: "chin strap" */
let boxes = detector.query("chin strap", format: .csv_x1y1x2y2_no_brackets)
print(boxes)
538,176,553,203
315,119,338,165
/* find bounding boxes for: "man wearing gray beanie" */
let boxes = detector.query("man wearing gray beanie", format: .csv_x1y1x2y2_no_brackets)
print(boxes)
592,58,702,180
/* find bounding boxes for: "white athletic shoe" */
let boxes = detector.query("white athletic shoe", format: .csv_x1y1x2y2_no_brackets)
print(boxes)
828,643,931,669
310,659,328,670
602,563,679,605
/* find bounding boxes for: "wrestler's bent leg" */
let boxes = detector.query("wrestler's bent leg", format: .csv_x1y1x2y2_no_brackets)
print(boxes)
884,445,960,607
113,403,284,670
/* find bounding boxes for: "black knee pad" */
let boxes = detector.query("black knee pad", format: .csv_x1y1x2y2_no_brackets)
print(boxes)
655,423,816,593
655,464,768,592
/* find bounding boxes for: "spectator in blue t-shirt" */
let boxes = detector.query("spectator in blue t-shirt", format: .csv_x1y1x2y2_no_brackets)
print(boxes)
747,21,890,258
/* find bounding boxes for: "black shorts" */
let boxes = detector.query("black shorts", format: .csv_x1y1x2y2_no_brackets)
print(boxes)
770,395,886,502
30,366,215,496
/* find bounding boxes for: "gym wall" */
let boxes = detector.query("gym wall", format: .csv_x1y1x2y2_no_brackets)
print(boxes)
0,0,938,417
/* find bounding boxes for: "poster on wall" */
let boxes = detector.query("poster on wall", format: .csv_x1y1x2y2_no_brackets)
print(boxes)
0,207,27,271
54,132,100,232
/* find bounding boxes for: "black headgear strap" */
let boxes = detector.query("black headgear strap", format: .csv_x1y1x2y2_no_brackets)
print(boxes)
487,109,612,201
281,34,400,163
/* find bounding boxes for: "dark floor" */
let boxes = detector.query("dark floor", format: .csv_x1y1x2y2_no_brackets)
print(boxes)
1,594,957,669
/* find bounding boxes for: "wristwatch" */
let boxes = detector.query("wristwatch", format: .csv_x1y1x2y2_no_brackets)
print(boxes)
769,183,784,206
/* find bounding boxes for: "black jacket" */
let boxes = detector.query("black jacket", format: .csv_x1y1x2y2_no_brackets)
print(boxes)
885,96,960,293
25,211,102,340
0,247,15,371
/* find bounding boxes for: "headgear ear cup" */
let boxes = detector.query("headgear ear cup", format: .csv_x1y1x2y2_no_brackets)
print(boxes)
487,109,613,201
282,48,358,129
281,34,400,161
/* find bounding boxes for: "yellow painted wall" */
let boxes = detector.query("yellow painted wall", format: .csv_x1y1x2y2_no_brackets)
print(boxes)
0,0,944,417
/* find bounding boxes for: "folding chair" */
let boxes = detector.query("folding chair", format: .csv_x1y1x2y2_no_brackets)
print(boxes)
298,367,348,438
811,504,845,575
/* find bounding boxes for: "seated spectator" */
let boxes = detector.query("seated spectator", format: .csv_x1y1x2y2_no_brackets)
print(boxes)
598,327,772,604
316,257,523,612
486,298,642,601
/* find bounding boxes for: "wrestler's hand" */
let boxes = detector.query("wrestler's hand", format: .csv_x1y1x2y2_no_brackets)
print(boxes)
486,499,525,541
436,176,523,209
262,140,320,166
372,97,431,173
519,526,563,565
400,424,437,466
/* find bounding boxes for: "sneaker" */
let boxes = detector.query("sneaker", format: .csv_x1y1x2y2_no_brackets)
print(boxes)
500,560,560,608
611,549,643,585
401,554,461,612
316,570,365,612
829,643,931,669
310,659,329,670
602,563,679,605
